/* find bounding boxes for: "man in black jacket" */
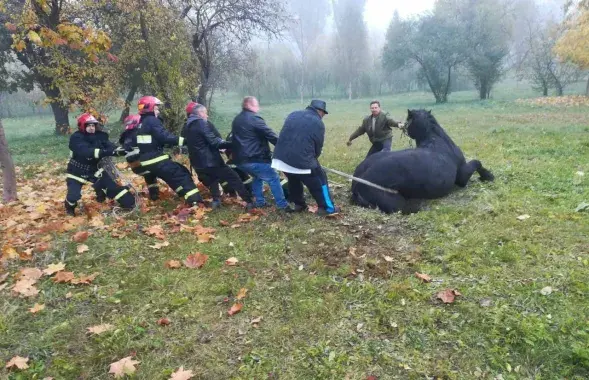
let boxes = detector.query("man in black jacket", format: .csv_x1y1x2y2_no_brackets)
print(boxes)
231,96,290,211
65,113,135,216
273,100,339,215
182,103,253,210
132,96,203,206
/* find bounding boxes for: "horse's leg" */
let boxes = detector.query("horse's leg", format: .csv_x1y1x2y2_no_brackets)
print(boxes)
456,160,495,187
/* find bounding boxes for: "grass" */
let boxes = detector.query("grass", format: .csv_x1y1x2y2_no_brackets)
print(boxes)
1,87,589,379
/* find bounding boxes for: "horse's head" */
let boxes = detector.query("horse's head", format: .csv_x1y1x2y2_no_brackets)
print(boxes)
405,109,436,142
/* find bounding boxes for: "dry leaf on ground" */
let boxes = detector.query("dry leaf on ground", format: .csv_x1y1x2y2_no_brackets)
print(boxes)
197,233,215,243
436,289,461,304
52,271,74,283
43,262,66,276
250,316,263,328
415,272,432,283
77,244,89,254
18,268,42,281
225,257,239,266
109,357,140,378
72,231,90,243
145,225,166,240
157,317,171,326
165,260,182,269
183,253,208,269
87,323,114,335
12,279,39,297
29,303,45,314
170,367,195,380
149,241,170,249
5,356,29,370
228,303,243,316
236,288,248,300
71,272,99,285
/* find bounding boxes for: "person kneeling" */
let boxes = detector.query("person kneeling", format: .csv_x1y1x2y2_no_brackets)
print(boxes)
64,113,135,216
183,103,254,210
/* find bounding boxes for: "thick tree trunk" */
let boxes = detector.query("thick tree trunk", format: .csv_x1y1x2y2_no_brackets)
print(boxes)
542,85,548,96
479,78,489,100
43,86,70,135
120,84,138,122
0,119,17,202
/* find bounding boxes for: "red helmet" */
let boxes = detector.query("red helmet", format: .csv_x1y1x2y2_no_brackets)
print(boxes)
77,113,99,132
123,114,141,130
137,96,163,115
185,101,199,115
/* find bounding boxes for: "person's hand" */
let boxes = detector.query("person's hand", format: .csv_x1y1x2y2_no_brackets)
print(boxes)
397,122,405,129
346,140,352,147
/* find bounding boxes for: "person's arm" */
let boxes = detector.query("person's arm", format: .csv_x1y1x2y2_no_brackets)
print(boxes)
69,133,114,159
201,120,231,149
385,113,400,129
150,120,183,146
253,115,278,145
314,121,325,158
347,121,366,145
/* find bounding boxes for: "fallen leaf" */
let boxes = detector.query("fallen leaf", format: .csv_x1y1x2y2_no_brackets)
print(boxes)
230,224,241,229
480,298,493,307
157,317,171,326
194,225,216,235
415,272,432,283
52,271,74,283
65,292,73,299
349,247,357,256
18,267,43,281
149,241,170,249
12,279,39,297
5,356,29,370
183,253,208,269
540,286,553,296
516,214,530,221
170,366,195,380
228,303,243,316
575,202,589,212
109,356,140,378
1,245,19,261
197,233,215,243
29,303,45,314
43,262,66,275
0,272,8,283
35,242,50,253
366,376,378,380
219,220,230,227
19,249,33,261
308,205,318,213
165,260,182,269
236,288,248,300
145,225,166,240
383,255,394,262
250,316,263,327
71,272,99,285
77,244,89,254
437,289,461,304
225,257,239,266
72,231,90,243
87,323,114,335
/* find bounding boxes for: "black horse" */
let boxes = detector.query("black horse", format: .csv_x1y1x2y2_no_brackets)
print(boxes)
351,109,494,213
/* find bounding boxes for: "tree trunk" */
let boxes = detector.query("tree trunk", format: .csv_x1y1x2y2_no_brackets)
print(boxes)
120,84,138,122
585,76,589,96
555,83,563,96
479,78,488,100
347,81,352,101
543,85,548,96
0,119,17,202
43,86,70,135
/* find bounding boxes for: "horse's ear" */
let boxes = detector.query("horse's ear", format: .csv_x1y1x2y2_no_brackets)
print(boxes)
427,109,432,114
407,109,412,117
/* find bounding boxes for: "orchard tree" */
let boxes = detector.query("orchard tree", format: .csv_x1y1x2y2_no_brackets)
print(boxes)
1,0,117,134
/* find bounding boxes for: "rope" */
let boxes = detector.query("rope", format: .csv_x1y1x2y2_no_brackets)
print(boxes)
322,166,399,194
99,157,141,216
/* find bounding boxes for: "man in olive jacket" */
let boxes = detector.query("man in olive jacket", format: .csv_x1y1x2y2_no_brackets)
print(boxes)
347,100,401,157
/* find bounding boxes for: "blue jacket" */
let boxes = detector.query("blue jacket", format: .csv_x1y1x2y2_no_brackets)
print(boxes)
136,114,183,161
230,109,278,164
274,107,325,170
181,116,230,169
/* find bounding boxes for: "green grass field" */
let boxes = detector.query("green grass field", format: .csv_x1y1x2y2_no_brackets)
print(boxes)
1,86,589,379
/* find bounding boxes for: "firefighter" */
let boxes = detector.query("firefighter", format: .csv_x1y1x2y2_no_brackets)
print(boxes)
64,113,135,216
133,96,203,206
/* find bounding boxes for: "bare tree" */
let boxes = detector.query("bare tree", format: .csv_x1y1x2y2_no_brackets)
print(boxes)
181,0,287,107
0,118,17,202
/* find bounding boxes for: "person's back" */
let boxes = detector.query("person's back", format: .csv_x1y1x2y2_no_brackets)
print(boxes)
275,108,324,170
231,109,277,164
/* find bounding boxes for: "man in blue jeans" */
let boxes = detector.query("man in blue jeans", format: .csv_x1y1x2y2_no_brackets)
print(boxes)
230,96,292,211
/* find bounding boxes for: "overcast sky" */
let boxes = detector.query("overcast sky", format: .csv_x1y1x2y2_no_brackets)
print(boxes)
364,0,436,31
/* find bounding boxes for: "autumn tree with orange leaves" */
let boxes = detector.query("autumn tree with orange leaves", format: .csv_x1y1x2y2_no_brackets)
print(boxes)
0,0,118,134
555,0,589,95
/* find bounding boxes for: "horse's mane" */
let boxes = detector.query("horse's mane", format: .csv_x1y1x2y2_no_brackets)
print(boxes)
411,110,464,159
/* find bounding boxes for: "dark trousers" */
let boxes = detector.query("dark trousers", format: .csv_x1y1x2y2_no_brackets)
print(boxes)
285,166,335,213
142,160,202,204
66,171,135,209
196,166,253,203
366,138,392,158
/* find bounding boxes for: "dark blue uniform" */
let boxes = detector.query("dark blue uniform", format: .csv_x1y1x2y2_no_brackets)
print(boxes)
133,113,202,205
65,130,135,215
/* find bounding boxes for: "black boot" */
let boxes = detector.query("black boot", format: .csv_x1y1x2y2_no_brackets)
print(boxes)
148,185,159,201
95,189,106,203
64,200,77,216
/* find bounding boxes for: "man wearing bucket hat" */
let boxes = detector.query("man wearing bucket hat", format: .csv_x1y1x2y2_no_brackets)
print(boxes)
272,100,340,216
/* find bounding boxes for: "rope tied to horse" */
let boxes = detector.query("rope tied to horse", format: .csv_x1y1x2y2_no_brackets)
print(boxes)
322,166,399,195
